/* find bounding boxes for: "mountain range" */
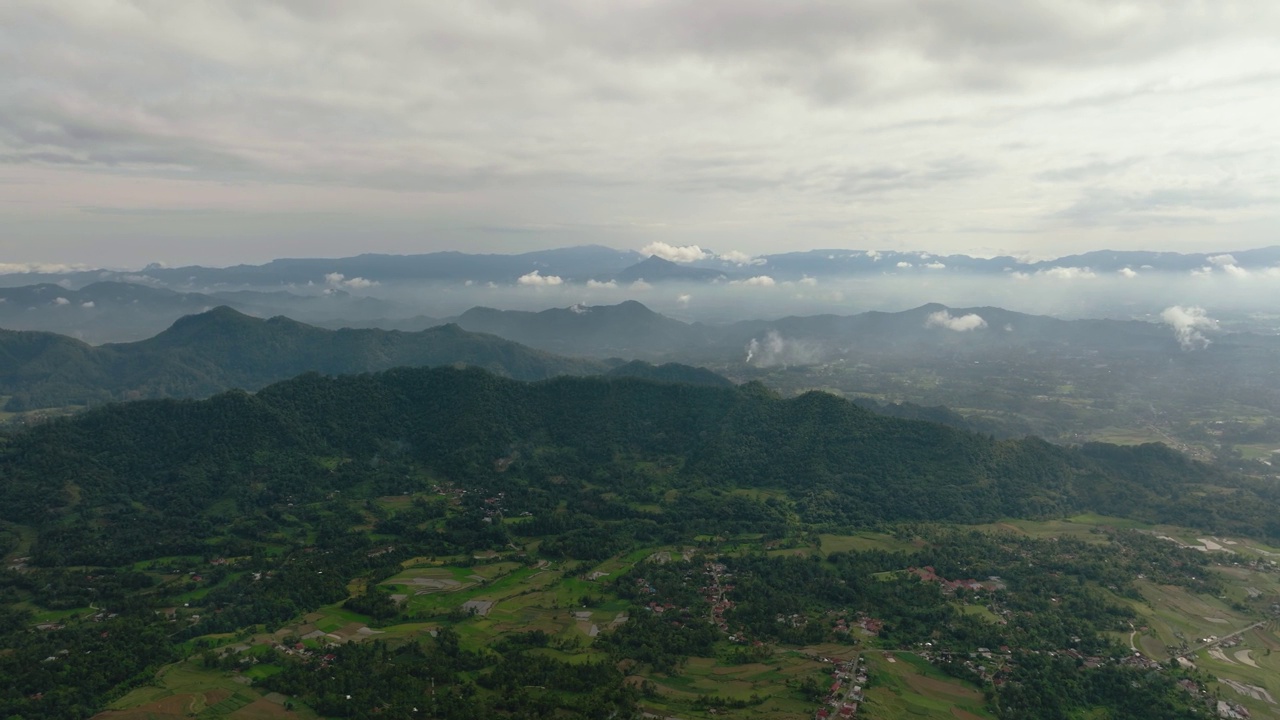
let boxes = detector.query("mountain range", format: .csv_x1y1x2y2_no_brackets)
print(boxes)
6,244,1280,291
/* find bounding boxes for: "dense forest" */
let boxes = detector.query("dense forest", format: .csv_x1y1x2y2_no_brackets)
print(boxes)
0,366,1267,718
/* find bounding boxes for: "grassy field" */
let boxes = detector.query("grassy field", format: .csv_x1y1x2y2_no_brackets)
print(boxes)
861,652,995,720
820,532,917,554
93,659,320,720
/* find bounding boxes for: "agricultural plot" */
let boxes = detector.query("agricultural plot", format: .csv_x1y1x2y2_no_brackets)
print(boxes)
93,659,319,720
860,652,994,720
632,652,835,719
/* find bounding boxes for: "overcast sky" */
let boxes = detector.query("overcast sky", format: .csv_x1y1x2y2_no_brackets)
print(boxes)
2,1,1279,268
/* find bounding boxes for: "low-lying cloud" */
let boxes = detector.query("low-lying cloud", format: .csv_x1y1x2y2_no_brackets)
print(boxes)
731,275,776,287
925,310,987,332
641,242,711,263
517,270,564,286
325,272,380,289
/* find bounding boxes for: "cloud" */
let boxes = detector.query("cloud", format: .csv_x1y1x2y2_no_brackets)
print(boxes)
924,262,946,270
81,300,95,308
676,293,691,306
1160,305,1217,350
1039,266,1097,280
586,279,618,288
0,262,91,274
1012,266,1097,280
1208,254,1238,266
629,279,652,290
896,261,913,268
4,2,1280,266
1221,263,1250,278
641,242,711,263
1118,267,1137,278
324,272,379,289
52,296,70,305
719,250,766,266
517,270,564,286
799,275,818,286
731,275,776,287
925,310,987,332
864,251,882,262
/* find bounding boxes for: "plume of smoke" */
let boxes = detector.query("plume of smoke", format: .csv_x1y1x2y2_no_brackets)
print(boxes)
1160,305,1217,350
925,310,987,332
744,330,821,366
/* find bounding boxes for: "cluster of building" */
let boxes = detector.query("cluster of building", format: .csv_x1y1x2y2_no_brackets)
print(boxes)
908,566,1004,593
701,562,735,633
813,656,866,719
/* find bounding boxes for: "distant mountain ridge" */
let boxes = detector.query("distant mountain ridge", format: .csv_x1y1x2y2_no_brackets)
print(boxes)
451,299,1199,361
0,307,609,411
5,244,1279,289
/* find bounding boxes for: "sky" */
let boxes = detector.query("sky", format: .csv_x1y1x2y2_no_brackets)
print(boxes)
2,1,1279,269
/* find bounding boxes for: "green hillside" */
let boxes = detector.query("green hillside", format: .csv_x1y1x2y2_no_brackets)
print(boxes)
0,307,605,411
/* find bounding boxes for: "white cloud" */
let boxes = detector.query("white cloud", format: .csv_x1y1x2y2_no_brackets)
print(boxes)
676,293,691,306
1160,305,1217,350
1222,263,1249,278
924,262,946,270
799,275,818,286
640,242,710,263
925,310,987,332
1208,254,1238,266
719,250,766,266
1012,266,1098,281
586,279,618,289
896,261,913,268
517,270,564,286
0,263,91,274
81,300,95,308
629,279,652,290
731,275,776,287
865,251,882,262
1038,266,1097,280
1118,267,1138,278
324,272,345,286
53,296,70,305
342,276,378,289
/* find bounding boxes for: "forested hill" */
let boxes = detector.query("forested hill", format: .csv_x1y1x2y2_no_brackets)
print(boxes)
3,366,1274,566
0,307,607,411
